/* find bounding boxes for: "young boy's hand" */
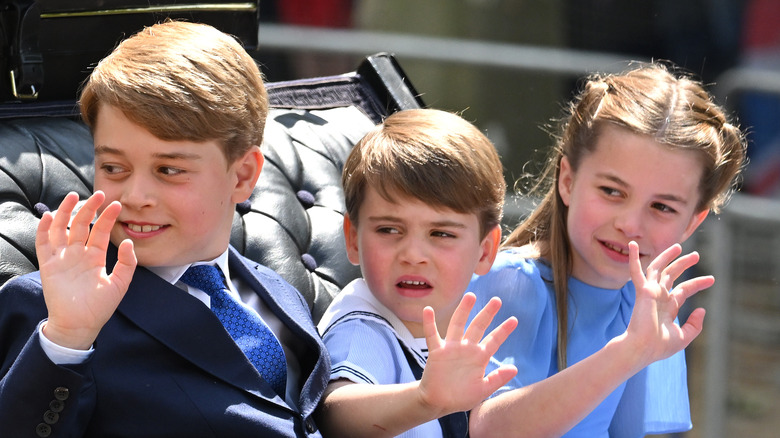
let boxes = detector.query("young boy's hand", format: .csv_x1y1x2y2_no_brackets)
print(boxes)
626,241,712,367
36,191,137,350
419,293,518,416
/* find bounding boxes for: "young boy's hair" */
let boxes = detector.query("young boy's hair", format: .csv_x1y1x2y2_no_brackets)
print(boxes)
342,108,506,238
79,20,268,165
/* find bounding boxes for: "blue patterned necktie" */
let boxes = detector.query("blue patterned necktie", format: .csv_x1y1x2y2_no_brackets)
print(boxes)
180,264,287,395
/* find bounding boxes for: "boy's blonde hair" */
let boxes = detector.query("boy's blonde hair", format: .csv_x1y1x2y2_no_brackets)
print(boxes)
80,21,268,165
342,108,505,239
505,62,747,369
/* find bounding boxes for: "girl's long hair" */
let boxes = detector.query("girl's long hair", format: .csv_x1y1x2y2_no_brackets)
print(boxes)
504,62,747,369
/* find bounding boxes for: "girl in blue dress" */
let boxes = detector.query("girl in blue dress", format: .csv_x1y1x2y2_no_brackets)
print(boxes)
467,62,747,437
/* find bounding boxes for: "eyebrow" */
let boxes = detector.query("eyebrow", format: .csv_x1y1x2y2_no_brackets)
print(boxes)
367,215,468,228
598,173,690,205
94,145,202,161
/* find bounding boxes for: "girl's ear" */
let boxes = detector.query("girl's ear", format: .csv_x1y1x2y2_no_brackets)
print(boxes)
231,146,263,203
475,225,501,275
342,214,361,266
558,156,573,207
681,209,709,242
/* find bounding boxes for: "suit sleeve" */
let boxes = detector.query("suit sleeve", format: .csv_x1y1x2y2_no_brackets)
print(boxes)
0,275,96,437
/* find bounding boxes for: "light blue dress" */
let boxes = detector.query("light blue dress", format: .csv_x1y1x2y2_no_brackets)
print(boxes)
468,249,692,438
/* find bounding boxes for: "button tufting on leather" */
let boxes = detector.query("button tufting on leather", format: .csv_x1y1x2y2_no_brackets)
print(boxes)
301,253,317,271
296,190,315,209
236,199,252,215
33,202,50,217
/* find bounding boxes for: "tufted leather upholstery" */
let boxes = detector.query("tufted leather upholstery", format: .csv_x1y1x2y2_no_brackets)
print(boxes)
0,52,423,322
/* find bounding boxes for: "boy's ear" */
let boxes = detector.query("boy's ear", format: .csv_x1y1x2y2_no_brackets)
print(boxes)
342,214,361,266
474,225,501,275
680,209,709,242
230,146,263,203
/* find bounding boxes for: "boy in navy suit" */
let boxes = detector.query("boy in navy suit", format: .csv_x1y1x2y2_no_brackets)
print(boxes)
0,21,329,437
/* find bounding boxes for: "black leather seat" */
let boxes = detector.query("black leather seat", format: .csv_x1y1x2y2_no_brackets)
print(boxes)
0,52,424,322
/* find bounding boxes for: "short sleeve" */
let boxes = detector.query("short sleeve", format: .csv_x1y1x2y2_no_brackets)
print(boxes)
322,318,416,385
467,253,558,388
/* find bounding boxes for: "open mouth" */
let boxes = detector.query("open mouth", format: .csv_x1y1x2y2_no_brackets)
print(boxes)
602,241,628,256
397,280,431,290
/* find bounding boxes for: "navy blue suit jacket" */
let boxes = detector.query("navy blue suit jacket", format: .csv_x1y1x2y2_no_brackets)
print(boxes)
0,245,330,437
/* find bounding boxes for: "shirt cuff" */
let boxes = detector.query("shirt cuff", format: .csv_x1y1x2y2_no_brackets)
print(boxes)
38,321,94,365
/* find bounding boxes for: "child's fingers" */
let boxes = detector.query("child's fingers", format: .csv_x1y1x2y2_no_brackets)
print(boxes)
445,292,477,341
67,191,106,246
35,211,55,258
47,192,81,249
86,201,121,253
677,307,706,349
479,317,518,356
482,365,518,396
462,296,501,343
628,241,646,285
423,306,443,350
644,243,683,281
110,239,137,296
671,275,715,304
658,251,701,289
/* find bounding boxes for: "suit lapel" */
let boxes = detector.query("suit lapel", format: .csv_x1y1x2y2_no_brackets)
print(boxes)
109,246,288,408
227,247,330,418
